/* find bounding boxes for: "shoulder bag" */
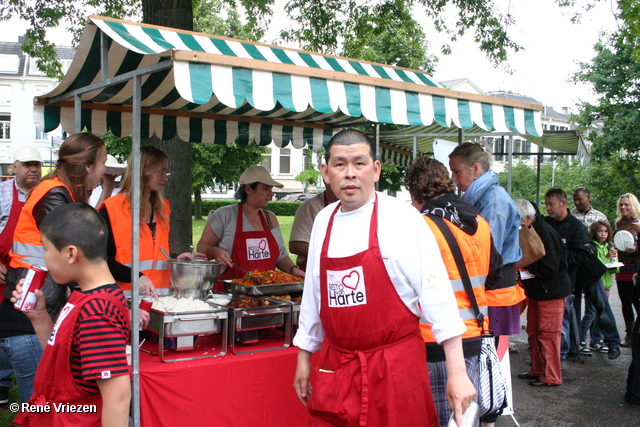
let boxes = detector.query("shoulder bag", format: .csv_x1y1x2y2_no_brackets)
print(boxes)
429,215,509,418
516,224,545,270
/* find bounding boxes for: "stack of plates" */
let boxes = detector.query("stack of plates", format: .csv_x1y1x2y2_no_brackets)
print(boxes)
614,230,635,251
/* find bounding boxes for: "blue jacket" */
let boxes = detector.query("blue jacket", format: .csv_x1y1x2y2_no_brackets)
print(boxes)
464,172,522,265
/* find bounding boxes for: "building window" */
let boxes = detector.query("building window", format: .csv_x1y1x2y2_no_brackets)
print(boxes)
0,115,10,140
494,137,504,161
514,139,522,154
0,86,10,105
261,148,272,173
524,141,531,160
279,148,291,174
35,127,48,141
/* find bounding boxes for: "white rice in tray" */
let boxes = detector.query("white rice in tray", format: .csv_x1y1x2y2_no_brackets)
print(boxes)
151,296,212,312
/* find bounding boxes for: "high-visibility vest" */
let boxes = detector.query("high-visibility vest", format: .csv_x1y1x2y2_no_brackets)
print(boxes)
101,194,171,290
10,178,74,270
421,215,492,343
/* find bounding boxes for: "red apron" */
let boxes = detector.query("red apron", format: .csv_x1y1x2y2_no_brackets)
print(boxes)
218,203,279,281
307,195,437,426
0,182,24,301
14,290,131,427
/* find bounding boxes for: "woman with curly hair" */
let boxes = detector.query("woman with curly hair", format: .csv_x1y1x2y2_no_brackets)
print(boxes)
405,156,501,426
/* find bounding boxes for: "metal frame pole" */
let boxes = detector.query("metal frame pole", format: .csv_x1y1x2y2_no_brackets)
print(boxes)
130,75,142,427
507,135,513,196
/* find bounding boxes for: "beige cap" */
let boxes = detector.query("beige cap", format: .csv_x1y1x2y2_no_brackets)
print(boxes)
105,155,126,175
239,165,283,188
13,146,42,163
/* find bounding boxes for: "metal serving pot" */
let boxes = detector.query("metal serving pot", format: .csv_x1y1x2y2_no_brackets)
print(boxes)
170,259,222,299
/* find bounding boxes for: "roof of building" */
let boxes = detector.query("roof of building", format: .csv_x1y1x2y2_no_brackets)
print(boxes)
0,41,74,77
488,90,543,105
543,106,569,121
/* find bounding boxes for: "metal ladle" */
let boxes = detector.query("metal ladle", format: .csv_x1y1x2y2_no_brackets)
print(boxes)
159,247,172,262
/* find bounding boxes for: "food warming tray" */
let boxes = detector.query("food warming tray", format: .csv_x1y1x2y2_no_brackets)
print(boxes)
209,295,291,355
147,305,228,362
222,280,304,296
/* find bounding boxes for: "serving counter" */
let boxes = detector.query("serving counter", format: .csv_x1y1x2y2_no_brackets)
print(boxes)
138,334,311,426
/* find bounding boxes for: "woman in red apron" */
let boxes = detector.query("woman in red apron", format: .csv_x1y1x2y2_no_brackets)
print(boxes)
197,166,303,287
306,195,438,426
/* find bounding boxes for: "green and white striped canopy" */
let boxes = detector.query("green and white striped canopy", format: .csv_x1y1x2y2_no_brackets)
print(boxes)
34,16,543,150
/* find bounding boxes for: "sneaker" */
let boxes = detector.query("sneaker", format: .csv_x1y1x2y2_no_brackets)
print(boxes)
590,342,605,352
579,345,592,355
600,345,609,353
608,347,621,360
0,386,9,405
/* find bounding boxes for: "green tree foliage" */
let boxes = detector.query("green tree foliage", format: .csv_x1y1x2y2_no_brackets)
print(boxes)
378,163,406,193
496,155,640,220
572,30,640,159
295,168,320,188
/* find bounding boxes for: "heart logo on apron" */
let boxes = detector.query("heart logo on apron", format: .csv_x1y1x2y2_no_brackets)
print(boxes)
259,239,267,251
342,270,360,290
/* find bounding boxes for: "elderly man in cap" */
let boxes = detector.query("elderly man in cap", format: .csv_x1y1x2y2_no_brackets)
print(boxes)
0,147,42,282
0,146,42,404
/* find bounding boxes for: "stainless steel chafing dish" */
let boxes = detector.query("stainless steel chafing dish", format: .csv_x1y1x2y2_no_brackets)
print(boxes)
147,304,228,362
222,280,304,296
209,294,291,355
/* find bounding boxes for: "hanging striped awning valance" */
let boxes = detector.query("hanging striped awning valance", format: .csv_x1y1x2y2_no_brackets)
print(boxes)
34,15,543,151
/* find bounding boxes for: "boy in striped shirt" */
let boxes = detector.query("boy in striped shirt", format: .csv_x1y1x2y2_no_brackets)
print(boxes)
11,203,131,427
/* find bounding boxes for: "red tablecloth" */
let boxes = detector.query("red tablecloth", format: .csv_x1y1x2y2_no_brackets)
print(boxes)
139,335,311,426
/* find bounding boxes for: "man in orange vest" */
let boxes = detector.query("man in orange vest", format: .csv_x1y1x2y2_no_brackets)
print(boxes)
0,146,42,405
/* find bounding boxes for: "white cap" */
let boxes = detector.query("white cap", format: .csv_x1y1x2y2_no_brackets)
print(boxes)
105,155,126,175
13,147,42,163
239,165,283,188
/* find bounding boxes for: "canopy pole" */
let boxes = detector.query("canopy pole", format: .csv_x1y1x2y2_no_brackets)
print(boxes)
375,124,380,192
100,29,109,82
507,134,513,196
536,144,543,207
74,94,81,133
412,136,417,160
130,74,142,427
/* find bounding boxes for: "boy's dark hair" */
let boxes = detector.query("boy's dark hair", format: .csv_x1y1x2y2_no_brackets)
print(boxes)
324,129,376,163
545,188,567,203
40,203,108,262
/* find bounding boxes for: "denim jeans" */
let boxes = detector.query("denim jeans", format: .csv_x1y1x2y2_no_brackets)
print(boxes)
0,335,43,403
0,346,13,390
561,293,575,359
581,297,603,344
582,278,621,348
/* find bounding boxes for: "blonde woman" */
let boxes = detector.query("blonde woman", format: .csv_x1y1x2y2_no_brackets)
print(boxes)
613,193,640,346
99,146,204,298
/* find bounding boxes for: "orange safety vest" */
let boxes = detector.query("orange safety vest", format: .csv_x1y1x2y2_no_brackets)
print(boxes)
10,178,74,270
421,215,492,343
101,194,171,291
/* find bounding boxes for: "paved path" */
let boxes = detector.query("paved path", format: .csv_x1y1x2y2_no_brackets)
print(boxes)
497,284,640,426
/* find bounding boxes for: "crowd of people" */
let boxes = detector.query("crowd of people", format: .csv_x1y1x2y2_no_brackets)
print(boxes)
289,132,640,426
0,129,638,426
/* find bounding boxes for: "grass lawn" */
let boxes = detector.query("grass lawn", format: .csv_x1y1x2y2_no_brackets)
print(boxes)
192,215,294,248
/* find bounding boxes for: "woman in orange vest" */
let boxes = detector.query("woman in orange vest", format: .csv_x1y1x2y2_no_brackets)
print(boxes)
98,146,205,297
405,157,503,427
2,132,107,403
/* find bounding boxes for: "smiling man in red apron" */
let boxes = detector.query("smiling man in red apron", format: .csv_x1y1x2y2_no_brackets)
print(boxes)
294,130,476,427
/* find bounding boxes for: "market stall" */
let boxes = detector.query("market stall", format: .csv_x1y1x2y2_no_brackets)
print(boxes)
32,16,545,426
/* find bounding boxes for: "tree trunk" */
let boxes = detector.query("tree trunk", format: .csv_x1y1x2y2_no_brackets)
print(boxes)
142,0,194,254
142,0,193,30
194,190,202,221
